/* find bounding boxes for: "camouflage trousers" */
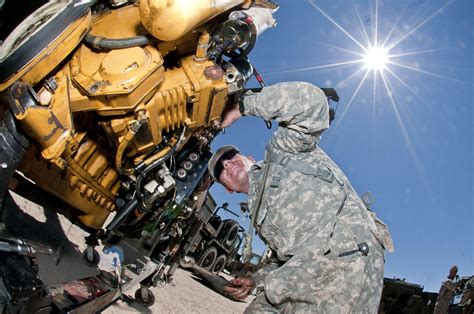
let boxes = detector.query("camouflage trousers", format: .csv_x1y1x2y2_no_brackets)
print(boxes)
244,233,385,314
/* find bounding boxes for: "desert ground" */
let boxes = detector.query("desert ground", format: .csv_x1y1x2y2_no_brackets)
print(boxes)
2,182,251,313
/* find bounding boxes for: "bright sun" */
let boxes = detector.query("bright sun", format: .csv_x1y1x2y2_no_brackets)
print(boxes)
363,46,389,71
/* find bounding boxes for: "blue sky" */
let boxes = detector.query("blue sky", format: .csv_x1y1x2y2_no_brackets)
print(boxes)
210,0,473,292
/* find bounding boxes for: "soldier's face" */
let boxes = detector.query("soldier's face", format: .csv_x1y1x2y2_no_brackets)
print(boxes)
218,153,254,193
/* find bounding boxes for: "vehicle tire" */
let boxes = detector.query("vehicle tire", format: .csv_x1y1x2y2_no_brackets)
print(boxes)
219,220,239,249
197,246,217,271
212,254,227,274
134,287,155,307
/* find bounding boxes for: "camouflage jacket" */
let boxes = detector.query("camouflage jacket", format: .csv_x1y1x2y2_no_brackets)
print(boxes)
240,82,393,284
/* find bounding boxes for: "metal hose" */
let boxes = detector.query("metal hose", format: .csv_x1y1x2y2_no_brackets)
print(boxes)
115,121,142,176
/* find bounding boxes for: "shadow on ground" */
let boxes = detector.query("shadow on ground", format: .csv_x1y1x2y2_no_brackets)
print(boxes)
1,177,100,285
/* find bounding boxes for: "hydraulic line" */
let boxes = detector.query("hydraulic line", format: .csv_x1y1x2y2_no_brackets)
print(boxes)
84,32,157,50
115,120,142,176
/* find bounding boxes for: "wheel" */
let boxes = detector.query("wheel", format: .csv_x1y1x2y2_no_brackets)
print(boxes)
134,287,155,307
82,247,100,267
219,220,239,249
212,254,227,274
197,246,217,271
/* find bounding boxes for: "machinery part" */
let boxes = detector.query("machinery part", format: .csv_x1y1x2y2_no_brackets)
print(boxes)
198,246,217,271
0,252,51,312
115,118,145,176
134,286,155,307
0,0,276,242
223,58,254,95
82,246,100,267
188,152,199,164
0,111,29,211
134,138,181,211
141,164,176,207
139,0,244,41
173,151,212,205
208,11,254,60
106,198,139,232
0,237,53,257
84,32,157,50
176,169,187,180
0,0,91,89
7,81,70,162
208,7,276,60
212,254,227,274
222,11,257,59
219,220,239,248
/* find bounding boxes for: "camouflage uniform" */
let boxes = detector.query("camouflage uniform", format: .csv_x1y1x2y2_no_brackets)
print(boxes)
239,82,393,313
434,278,458,314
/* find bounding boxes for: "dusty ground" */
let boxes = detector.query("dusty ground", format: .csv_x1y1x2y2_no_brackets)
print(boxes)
1,185,251,313
105,269,251,313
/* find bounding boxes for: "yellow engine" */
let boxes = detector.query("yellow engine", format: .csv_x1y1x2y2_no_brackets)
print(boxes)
0,0,277,232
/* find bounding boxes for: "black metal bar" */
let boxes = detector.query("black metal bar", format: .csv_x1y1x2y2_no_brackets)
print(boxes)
0,111,29,212
106,198,138,231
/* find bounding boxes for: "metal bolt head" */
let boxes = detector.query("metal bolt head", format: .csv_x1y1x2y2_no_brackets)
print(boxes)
1,162,7,169
183,160,193,170
89,83,100,94
44,77,58,93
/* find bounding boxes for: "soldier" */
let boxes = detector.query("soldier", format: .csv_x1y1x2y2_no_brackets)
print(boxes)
208,82,394,313
434,266,459,314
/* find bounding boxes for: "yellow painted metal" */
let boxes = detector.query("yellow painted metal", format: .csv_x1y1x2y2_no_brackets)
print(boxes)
0,10,92,92
10,101,70,162
70,45,163,96
18,145,118,229
89,4,145,38
195,32,210,60
139,0,244,41
7,3,232,229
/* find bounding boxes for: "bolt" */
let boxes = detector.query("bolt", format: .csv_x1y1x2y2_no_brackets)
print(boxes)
189,152,199,163
1,162,7,169
44,77,58,93
89,83,100,94
183,160,193,171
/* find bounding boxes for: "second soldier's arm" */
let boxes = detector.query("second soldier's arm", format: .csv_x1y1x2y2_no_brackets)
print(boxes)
241,82,329,154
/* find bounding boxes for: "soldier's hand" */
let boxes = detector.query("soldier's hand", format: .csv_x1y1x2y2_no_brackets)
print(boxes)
220,102,242,128
224,277,256,300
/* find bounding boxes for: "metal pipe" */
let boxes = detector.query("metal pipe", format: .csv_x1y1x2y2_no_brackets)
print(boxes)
115,121,142,176
106,197,138,231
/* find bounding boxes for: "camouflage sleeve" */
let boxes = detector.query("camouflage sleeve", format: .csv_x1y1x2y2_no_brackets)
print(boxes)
250,258,280,287
242,82,329,153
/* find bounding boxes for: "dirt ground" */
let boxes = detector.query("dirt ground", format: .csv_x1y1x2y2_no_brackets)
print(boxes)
105,269,251,313
1,187,252,313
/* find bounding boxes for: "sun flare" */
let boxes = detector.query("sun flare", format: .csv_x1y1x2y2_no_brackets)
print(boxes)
363,46,389,71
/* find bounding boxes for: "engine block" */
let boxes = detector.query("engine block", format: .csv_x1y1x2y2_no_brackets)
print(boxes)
13,5,228,229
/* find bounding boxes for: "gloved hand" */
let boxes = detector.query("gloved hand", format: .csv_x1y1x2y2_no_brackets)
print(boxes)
224,277,256,300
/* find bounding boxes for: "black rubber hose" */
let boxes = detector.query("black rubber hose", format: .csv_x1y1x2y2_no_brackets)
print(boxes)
84,32,157,50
